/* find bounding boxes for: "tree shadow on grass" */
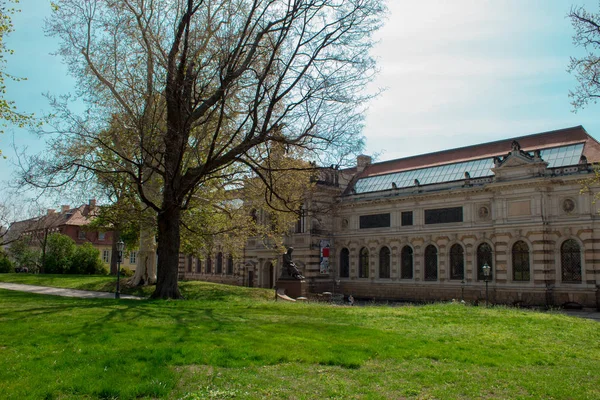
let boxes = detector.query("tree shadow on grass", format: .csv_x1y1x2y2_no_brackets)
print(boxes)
0,289,391,372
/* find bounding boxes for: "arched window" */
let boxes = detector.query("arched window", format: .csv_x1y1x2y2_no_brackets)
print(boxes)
227,255,234,275
512,241,530,281
401,246,413,279
424,245,438,281
449,244,464,280
196,258,202,273
340,248,350,278
379,247,390,279
561,240,582,283
359,247,369,278
206,256,212,274
477,243,493,281
216,252,223,274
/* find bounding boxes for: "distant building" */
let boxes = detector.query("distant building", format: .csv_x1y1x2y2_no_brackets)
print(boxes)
179,125,600,309
4,199,137,271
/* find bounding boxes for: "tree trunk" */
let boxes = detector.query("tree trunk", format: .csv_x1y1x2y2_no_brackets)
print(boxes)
152,203,182,299
40,228,48,274
110,230,120,275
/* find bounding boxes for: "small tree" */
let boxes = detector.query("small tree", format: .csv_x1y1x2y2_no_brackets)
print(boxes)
70,242,106,275
0,250,13,273
7,237,40,272
44,233,76,274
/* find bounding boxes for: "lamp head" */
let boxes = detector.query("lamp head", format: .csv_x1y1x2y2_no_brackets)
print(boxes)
482,263,490,277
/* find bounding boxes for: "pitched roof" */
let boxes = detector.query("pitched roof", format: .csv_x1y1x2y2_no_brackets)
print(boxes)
361,126,600,178
5,202,98,241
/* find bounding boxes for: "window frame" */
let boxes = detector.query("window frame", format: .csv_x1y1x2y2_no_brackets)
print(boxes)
359,247,369,278
512,240,530,282
339,248,350,278
424,244,438,281
476,242,493,281
560,239,582,284
449,243,464,280
227,255,234,275
206,256,212,274
216,252,223,274
400,245,413,279
378,246,391,279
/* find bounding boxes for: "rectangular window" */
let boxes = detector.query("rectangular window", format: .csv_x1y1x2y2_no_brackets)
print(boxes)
129,251,137,264
401,211,413,226
98,232,105,240
78,230,86,240
359,213,390,229
295,206,305,233
102,250,110,263
424,207,463,224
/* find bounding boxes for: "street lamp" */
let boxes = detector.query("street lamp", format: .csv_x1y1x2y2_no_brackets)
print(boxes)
115,239,125,299
460,279,465,302
482,263,491,307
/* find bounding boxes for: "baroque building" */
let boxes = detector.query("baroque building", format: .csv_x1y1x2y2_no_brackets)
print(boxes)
180,126,600,309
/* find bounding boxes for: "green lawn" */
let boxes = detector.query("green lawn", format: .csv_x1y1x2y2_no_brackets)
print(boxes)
0,275,598,399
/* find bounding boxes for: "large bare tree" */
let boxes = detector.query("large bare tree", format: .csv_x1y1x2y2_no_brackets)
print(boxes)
23,0,384,298
1,0,35,155
569,5,600,110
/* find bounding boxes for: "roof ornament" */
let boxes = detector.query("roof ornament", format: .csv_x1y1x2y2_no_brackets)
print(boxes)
579,154,589,171
533,149,542,161
414,179,421,193
511,140,521,152
463,171,472,187
493,156,502,167
391,182,397,189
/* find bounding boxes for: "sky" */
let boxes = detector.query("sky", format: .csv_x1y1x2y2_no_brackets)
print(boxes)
2,0,600,208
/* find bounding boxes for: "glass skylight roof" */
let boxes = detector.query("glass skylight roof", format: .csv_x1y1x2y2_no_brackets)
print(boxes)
354,143,584,194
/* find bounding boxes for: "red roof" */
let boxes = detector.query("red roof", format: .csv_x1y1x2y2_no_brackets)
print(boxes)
361,126,600,177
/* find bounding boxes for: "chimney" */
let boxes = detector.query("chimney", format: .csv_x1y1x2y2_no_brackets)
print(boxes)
356,155,372,172
61,205,70,214
89,199,96,208
47,209,55,215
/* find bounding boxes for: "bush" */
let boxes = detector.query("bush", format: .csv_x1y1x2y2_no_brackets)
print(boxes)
70,243,107,275
44,233,76,274
8,239,40,273
0,255,13,273
119,266,134,277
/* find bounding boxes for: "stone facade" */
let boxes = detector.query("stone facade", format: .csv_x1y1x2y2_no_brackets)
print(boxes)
180,126,600,309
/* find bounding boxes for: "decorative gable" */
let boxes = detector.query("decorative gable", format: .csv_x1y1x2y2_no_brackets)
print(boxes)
491,141,549,181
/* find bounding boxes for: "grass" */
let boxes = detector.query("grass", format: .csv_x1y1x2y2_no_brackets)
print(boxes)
0,275,599,399
0,273,273,301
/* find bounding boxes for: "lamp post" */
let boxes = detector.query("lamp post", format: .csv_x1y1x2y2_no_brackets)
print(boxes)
461,279,465,302
115,239,124,299
482,263,491,307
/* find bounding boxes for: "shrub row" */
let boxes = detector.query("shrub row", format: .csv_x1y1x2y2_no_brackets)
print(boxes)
3,233,108,275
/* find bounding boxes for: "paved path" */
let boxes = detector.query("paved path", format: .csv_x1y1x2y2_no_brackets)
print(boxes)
0,282,144,300
560,309,600,322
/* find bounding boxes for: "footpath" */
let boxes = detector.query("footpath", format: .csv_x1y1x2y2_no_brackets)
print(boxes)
0,282,144,300
0,282,598,321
